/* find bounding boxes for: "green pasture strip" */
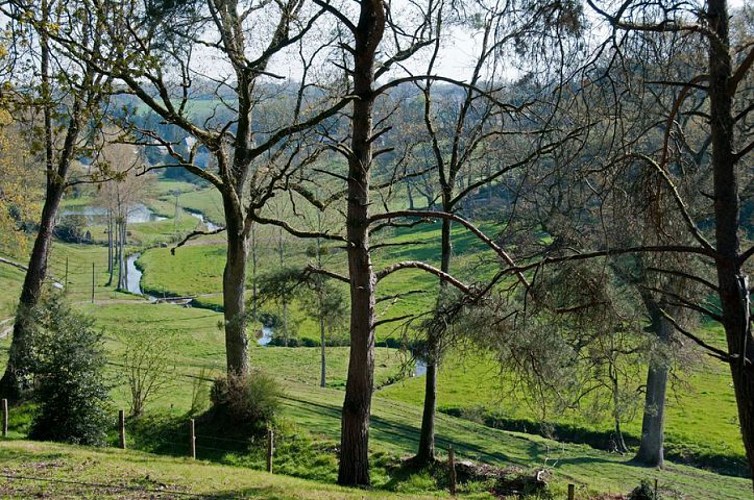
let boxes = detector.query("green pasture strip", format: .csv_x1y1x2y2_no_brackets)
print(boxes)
0,440,428,499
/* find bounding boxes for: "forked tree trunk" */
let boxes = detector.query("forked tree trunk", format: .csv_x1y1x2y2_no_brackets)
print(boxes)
338,0,384,487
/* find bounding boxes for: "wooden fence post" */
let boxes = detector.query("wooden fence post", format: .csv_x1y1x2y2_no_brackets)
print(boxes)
568,483,575,500
118,410,126,449
448,446,457,496
2,399,8,438
654,479,658,499
190,419,196,459
266,427,274,473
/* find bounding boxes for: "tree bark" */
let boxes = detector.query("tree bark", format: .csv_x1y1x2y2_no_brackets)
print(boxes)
635,358,668,466
416,217,452,464
0,185,64,400
634,298,671,467
223,211,250,376
416,351,438,463
337,0,384,487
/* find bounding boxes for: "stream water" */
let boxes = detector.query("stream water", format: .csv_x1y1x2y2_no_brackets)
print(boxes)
126,253,144,295
258,326,273,346
414,359,427,377
188,211,221,231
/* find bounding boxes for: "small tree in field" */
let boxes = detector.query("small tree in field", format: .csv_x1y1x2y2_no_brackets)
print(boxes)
121,329,175,417
28,295,110,446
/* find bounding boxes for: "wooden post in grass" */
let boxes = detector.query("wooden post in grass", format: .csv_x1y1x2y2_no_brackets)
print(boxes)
654,479,658,499
568,483,575,500
2,399,8,437
190,419,196,459
266,427,274,473
91,262,95,303
118,410,126,449
448,446,457,496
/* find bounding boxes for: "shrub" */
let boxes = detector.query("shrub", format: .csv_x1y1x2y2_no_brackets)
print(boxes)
628,479,659,500
27,295,110,446
210,371,282,432
54,215,87,243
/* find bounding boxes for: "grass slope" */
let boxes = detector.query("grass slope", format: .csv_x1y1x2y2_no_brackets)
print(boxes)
0,440,430,499
281,384,752,498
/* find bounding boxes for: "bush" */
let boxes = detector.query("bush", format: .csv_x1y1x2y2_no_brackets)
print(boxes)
628,479,659,500
27,295,110,446
54,215,87,243
210,371,282,432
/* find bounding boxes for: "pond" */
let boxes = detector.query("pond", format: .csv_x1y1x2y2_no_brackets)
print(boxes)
60,203,167,224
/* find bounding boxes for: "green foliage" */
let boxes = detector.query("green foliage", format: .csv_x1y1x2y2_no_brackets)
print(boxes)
54,215,88,243
27,295,110,446
210,371,282,432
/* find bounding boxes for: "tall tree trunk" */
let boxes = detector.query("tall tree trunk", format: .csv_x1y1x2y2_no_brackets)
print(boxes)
117,218,127,290
707,0,754,487
223,218,250,376
318,229,326,387
338,0,384,487
635,298,671,467
635,358,668,466
0,186,64,400
279,227,288,346
106,210,114,286
0,4,70,400
416,216,452,464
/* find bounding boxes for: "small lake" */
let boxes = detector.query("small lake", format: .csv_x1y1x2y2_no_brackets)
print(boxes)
60,203,167,224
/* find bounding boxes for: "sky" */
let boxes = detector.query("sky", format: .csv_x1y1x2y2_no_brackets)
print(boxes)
190,0,750,86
